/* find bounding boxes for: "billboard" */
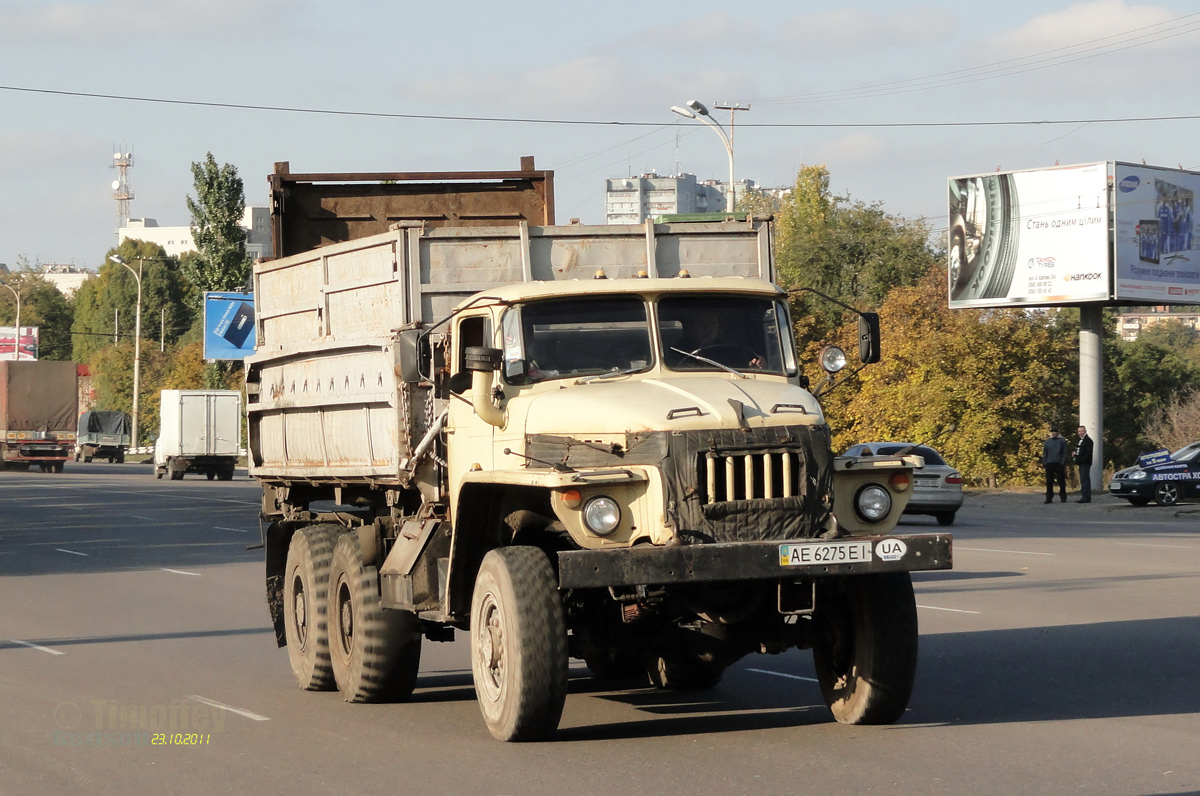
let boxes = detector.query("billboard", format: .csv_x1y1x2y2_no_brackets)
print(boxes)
203,292,256,360
1113,162,1200,303
0,326,39,360
948,162,1110,308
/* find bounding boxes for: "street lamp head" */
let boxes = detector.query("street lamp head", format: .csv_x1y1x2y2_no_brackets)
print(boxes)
108,255,126,265
670,105,696,119
686,99,710,116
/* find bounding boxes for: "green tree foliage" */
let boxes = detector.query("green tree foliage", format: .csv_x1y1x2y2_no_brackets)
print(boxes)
819,268,1078,484
0,267,74,360
1105,335,1200,465
184,152,250,302
774,165,936,348
71,239,194,363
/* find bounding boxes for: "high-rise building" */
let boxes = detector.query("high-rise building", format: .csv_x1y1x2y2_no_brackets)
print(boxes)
118,206,272,260
605,173,757,224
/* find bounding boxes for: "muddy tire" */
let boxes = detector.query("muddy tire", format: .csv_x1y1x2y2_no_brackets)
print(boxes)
812,572,918,725
470,546,567,741
328,533,422,703
283,524,338,691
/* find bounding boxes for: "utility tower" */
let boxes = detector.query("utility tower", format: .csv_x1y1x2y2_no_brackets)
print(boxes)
111,147,135,234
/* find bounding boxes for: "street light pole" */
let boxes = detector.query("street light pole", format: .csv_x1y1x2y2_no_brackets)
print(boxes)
108,255,143,449
671,100,735,212
0,279,19,360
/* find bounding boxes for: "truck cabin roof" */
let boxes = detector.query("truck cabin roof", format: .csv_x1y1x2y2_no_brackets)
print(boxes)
454,276,784,311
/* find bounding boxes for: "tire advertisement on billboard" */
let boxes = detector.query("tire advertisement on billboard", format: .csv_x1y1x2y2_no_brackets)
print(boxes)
948,162,1110,309
1113,162,1200,304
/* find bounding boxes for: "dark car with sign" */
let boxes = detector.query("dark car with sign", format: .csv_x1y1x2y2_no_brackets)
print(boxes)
842,443,963,526
1108,441,1200,506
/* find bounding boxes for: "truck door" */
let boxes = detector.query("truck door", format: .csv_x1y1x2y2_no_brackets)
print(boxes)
446,314,495,493
209,392,242,457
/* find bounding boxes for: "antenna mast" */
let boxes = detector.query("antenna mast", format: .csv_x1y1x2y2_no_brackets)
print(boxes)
111,146,135,235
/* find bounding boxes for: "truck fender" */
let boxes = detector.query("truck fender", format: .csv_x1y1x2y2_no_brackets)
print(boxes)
447,483,559,618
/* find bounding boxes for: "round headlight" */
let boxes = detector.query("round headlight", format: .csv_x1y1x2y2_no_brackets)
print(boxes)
855,484,892,522
583,496,621,536
820,345,847,374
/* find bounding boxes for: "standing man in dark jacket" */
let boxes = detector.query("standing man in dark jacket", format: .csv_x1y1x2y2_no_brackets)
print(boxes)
1042,427,1069,504
1074,425,1095,503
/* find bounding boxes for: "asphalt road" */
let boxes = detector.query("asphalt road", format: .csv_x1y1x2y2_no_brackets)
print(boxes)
2,465,1198,796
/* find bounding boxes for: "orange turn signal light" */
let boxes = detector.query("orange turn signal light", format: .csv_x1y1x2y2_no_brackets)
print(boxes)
560,489,583,508
889,472,911,492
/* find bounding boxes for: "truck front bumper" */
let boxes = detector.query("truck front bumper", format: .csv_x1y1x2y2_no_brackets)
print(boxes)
557,533,952,589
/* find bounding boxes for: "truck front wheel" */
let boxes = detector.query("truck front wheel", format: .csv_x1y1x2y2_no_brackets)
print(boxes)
470,546,568,741
283,524,338,691
328,533,422,703
812,572,918,725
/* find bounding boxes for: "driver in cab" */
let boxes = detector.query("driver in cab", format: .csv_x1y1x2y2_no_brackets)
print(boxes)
663,305,765,371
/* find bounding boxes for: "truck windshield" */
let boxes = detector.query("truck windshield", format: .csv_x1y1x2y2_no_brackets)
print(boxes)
502,296,652,384
658,295,795,375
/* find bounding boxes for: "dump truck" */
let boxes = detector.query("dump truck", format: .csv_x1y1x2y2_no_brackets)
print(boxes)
0,360,77,472
76,410,132,463
247,160,952,742
154,389,242,480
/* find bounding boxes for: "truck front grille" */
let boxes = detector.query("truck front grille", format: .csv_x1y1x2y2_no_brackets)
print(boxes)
700,450,805,504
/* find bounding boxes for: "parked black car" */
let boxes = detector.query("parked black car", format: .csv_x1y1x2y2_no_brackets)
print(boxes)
1108,441,1200,506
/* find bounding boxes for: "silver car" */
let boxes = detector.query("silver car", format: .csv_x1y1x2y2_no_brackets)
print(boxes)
842,443,964,526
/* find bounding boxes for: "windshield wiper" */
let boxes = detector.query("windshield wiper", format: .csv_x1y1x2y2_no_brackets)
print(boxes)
575,365,645,384
669,347,747,379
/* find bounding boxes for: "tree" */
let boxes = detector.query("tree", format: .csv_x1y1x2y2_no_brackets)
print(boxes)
184,152,250,301
71,239,194,363
774,165,937,349
818,267,1078,485
0,265,74,360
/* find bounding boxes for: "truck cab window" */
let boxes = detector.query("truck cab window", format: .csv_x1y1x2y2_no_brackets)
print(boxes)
456,315,492,373
502,297,651,385
659,295,794,374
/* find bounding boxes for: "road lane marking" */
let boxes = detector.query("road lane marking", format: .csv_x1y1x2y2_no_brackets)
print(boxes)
215,527,250,534
8,639,65,655
746,668,819,684
1116,542,1193,550
955,546,1056,556
188,695,269,722
55,548,88,556
917,604,981,614
130,515,155,521
162,568,202,576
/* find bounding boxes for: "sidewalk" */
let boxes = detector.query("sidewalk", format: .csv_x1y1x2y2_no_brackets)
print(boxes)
962,487,1200,516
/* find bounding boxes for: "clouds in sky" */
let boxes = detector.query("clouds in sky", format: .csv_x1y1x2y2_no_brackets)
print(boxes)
2,0,1199,267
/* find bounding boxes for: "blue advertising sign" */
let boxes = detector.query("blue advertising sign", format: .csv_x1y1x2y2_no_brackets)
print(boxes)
1137,449,1172,467
204,292,256,360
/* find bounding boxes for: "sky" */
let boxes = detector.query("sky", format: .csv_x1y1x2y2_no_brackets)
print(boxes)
3,0,1200,270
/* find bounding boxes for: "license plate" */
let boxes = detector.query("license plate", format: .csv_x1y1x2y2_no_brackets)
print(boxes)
1108,481,1122,491
780,541,873,567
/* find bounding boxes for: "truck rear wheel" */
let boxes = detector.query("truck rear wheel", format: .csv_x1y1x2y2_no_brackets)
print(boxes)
328,533,422,703
812,572,918,725
283,524,338,691
470,546,567,741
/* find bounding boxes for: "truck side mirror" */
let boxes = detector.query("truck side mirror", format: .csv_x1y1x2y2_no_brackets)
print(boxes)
858,313,880,364
397,330,429,383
